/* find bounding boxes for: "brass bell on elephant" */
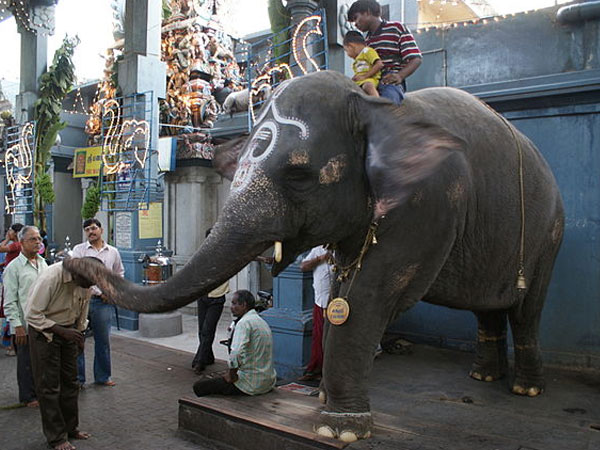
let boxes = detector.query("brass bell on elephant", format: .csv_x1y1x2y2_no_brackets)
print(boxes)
516,272,527,290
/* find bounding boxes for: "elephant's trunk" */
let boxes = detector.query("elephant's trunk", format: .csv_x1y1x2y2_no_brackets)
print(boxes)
64,211,277,313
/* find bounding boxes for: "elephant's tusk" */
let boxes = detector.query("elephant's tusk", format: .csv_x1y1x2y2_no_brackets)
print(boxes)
274,241,282,263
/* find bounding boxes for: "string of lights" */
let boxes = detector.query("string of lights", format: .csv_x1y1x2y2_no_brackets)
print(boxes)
101,99,150,176
292,15,323,75
4,122,34,215
0,0,55,35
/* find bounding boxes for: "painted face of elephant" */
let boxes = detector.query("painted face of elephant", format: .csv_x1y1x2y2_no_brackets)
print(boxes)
214,71,459,271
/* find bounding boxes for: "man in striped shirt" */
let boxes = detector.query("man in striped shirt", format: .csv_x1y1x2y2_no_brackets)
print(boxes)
348,0,422,104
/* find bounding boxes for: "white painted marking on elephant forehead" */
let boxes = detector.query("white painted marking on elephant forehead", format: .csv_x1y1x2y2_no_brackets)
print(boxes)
231,160,255,192
254,80,291,123
247,120,279,164
272,101,309,140
320,411,372,417
254,79,309,141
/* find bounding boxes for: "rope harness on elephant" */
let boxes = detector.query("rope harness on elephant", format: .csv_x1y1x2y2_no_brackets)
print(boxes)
480,100,528,290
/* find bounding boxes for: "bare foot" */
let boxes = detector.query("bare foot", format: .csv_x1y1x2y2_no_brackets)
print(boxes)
26,400,39,408
68,430,91,440
96,380,116,387
53,441,75,450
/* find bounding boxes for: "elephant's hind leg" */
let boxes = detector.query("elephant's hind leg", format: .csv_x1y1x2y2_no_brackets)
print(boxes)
470,311,508,382
508,264,553,397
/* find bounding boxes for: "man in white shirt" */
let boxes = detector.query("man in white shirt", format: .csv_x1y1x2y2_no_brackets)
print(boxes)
3,226,48,406
71,218,124,387
299,246,332,381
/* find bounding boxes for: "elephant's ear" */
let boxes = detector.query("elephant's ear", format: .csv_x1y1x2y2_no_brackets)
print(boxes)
364,110,463,218
212,134,249,181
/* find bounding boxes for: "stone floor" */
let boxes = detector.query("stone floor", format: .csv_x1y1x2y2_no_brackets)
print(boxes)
2,311,600,450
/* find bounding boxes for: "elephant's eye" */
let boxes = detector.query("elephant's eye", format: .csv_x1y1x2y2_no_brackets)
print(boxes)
283,166,316,193
247,121,277,163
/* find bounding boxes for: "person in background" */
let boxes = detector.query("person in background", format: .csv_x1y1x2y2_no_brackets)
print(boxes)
3,226,48,406
71,218,124,387
299,246,333,381
0,223,25,267
0,222,24,356
193,290,276,397
192,228,230,374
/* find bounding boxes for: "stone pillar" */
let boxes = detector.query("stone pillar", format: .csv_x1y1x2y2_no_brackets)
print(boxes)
14,29,47,122
114,0,168,330
13,2,56,122
287,0,320,24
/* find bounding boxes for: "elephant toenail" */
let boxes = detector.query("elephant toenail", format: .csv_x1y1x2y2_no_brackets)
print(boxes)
339,431,358,443
512,385,527,395
470,371,482,380
527,387,541,397
318,390,327,404
316,425,335,438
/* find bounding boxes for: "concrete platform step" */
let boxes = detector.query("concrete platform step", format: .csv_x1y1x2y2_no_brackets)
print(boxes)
179,389,347,450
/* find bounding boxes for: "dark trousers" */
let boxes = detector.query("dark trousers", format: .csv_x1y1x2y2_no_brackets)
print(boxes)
29,327,80,447
193,376,247,397
192,295,225,368
14,336,37,403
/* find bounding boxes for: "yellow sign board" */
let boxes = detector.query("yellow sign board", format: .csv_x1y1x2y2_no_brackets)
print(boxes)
72,146,102,178
138,202,163,239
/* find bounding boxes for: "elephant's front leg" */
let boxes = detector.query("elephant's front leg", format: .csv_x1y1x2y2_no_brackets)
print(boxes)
316,290,384,442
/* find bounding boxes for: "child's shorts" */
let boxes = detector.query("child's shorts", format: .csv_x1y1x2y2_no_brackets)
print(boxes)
356,77,379,88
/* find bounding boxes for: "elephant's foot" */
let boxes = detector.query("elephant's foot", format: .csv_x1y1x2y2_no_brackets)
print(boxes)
511,371,545,397
315,410,373,442
511,344,544,397
470,337,508,382
469,361,507,382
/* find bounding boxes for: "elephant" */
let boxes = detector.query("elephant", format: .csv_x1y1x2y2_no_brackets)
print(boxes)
65,70,564,442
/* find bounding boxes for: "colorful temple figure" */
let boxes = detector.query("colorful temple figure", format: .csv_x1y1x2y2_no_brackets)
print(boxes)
186,68,218,129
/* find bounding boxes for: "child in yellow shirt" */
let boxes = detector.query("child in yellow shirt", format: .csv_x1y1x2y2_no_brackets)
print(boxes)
343,31,384,97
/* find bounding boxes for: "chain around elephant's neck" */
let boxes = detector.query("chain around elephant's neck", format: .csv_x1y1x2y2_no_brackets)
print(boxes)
330,220,380,299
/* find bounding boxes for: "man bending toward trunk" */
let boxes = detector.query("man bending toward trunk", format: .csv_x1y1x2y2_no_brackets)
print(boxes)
25,258,101,450
193,290,276,396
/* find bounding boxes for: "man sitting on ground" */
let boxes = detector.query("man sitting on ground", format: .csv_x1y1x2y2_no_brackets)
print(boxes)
193,290,276,396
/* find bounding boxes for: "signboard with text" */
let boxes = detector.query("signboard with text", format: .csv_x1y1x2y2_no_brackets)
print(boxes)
73,146,102,178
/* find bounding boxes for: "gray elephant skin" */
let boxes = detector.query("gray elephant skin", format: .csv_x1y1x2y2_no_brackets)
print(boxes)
65,71,564,442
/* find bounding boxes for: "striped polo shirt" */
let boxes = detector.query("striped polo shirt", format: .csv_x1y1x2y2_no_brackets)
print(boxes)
366,20,421,74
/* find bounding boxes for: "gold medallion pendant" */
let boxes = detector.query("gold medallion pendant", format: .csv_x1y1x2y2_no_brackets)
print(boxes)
327,297,350,325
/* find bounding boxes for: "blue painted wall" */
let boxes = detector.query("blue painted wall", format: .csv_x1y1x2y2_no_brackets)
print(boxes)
387,5,600,368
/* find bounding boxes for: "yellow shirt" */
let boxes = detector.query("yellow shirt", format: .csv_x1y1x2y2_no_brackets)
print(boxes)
208,280,230,298
352,46,382,87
